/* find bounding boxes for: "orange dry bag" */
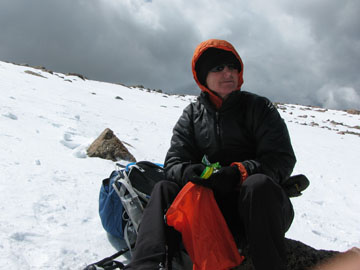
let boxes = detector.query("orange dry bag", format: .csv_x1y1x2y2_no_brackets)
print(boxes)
166,175,244,270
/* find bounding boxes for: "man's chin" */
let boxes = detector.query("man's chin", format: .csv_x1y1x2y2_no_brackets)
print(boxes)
218,88,238,99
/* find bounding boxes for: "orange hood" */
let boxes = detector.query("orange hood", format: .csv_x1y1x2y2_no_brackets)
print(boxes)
192,39,244,109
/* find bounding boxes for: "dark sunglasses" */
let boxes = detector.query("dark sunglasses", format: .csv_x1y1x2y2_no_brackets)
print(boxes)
209,63,238,73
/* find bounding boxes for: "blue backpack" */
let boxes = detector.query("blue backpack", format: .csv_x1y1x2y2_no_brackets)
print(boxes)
98,161,165,239
99,169,125,238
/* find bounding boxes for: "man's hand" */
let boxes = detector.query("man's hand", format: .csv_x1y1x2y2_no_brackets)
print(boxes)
191,165,241,193
182,164,206,183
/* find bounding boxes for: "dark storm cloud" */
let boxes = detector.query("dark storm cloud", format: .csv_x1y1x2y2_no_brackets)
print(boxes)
0,0,359,109
0,0,198,93
281,0,360,109
215,0,360,109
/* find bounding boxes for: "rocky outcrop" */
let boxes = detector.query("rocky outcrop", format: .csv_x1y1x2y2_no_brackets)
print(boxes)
173,238,339,270
87,128,136,162
234,238,339,270
66,72,87,80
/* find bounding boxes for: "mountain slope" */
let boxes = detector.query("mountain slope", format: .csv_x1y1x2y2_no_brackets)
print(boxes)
0,61,359,269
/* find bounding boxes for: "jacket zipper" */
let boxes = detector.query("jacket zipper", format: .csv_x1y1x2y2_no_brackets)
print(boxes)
215,112,221,146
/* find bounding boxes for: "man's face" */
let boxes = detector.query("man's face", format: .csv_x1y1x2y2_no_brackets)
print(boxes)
205,64,239,99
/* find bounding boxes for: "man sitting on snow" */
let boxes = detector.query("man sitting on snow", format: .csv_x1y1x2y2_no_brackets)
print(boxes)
125,39,296,270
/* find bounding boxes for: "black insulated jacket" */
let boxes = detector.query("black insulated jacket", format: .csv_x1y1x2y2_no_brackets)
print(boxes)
164,90,296,187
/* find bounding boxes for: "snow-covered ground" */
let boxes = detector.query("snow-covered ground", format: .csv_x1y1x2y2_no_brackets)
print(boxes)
0,61,359,269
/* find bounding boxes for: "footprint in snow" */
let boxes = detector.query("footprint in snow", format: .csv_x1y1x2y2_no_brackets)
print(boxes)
10,232,41,242
2,112,18,120
33,194,67,228
60,132,80,150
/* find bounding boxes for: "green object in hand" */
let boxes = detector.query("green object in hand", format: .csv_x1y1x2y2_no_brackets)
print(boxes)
200,155,221,179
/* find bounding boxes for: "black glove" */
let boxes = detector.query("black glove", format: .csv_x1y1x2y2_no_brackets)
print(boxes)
191,166,241,193
182,163,206,183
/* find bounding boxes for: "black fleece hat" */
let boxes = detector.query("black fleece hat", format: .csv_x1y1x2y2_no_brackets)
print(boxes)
195,48,242,85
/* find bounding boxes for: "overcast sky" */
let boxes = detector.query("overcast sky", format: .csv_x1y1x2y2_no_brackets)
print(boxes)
1,0,359,110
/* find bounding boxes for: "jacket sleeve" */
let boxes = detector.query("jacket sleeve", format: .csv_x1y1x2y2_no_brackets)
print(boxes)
242,97,296,184
164,104,203,187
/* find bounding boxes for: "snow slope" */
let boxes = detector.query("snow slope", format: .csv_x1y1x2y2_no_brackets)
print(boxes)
0,61,359,269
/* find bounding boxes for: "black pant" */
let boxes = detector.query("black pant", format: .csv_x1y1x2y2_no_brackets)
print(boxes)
125,174,294,270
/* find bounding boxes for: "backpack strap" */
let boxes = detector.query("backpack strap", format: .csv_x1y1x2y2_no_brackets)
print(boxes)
83,246,129,270
114,176,139,203
112,175,144,232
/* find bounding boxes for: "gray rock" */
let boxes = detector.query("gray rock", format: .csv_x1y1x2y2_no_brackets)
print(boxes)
233,238,338,270
87,128,136,162
173,238,338,270
66,72,87,80
24,70,47,78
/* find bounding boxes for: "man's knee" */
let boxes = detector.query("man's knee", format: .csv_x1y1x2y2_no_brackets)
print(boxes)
239,173,291,212
152,180,180,200
242,174,280,198
240,174,294,231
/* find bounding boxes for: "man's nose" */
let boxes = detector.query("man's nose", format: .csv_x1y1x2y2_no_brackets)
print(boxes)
222,66,233,76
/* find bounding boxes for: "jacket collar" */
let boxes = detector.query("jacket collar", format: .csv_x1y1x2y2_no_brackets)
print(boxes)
199,91,243,112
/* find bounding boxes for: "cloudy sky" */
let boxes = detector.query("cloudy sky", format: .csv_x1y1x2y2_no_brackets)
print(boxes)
1,0,359,110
